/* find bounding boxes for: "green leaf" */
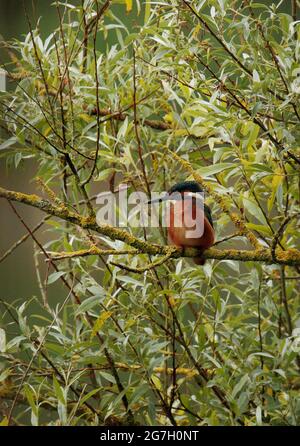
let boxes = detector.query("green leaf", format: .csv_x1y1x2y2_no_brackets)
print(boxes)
94,168,115,182
47,271,65,284
75,295,101,315
195,163,236,178
245,123,260,151
232,374,249,398
0,328,6,352
237,392,249,415
144,1,151,23
256,406,262,426
0,137,17,150
24,384,38,416
0,368,11,383
53,375,66,405
99,371,116,384
129,383,149,408
246,223,272,236
243,197,267,225
79,388,101,406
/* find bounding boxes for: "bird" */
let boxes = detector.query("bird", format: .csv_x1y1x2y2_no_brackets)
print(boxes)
148,181,215,265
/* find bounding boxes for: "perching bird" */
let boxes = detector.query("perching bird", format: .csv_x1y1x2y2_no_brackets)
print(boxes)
148,181,215,265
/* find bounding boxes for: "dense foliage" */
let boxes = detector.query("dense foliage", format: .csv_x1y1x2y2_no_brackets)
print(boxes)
0,0,300,426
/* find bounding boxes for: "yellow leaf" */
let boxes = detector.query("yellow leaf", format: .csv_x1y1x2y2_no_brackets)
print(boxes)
125,319,136,329
173,129,188,137
125,0,132,13
278,391,289,405
151,154,158,172
190,126,210,137
266,387,273,397
267,168,283,212
168,295,176,307
272,168,283,188
90,311,112,339
192,23,201,40
151,375,162,391
204,323,214,341
43,126,52,137
163,112,174,123
78,113,93,123
0,416,8,426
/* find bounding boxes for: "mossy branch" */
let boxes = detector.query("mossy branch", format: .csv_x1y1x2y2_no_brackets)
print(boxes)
1,186,300,266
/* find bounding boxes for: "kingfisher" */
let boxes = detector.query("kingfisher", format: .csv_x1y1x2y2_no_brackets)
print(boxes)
148,181,215,265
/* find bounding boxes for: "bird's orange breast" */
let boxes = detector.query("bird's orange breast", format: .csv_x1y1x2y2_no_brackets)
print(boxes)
167,199,214,249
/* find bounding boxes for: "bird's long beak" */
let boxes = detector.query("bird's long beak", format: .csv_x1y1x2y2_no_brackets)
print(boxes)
147,191,202,205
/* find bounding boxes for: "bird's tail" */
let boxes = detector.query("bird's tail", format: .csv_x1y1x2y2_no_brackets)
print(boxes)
193,248,206,265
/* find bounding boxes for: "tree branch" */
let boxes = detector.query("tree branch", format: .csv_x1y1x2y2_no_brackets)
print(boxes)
1,186,300,266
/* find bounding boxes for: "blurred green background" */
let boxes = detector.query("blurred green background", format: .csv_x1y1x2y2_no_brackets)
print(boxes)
0,1,67,306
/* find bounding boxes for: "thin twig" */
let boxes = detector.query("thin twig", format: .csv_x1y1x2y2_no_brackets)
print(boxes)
82,0,101,187
0,215,49,264
280,266,293,336
110,249,176,273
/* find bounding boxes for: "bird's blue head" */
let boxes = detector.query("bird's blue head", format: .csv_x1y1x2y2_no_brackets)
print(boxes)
168,181,203,195
148,181,213,228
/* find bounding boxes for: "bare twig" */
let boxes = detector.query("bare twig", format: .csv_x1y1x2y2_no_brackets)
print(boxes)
82,0,101,186
110,248,176,273
0,215,49,264
271,214,299,261
280,266,293,336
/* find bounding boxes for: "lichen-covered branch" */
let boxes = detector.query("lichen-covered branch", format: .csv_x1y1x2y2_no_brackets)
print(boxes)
1,186,300,266
48,247,139,260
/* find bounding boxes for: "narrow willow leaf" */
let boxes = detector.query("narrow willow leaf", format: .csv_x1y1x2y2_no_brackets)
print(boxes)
0,137,17,150
24,384,38,417
90,311,113,339
246,223,272,236
195,163,235,178
232,374,249,398
125,0,133,12
0,328,6,353
0,417,8,426
144,1,151,23
267,168,283,212
129,383,149,408
243,197,267,225
75,295,101,315
53,375,66,405
47,271,65,284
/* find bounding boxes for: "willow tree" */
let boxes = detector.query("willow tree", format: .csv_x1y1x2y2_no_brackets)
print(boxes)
0,0,299,426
